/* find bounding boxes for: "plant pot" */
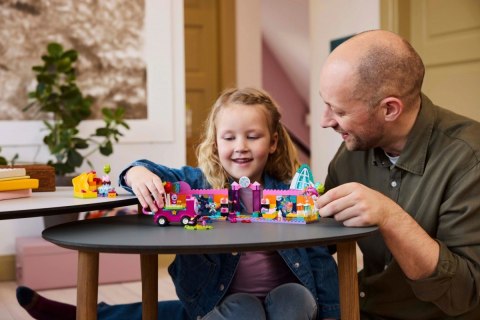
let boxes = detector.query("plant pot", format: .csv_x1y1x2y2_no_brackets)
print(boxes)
43,175,79,228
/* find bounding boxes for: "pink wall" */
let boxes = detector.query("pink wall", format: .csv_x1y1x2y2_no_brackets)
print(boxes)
262,39,310,163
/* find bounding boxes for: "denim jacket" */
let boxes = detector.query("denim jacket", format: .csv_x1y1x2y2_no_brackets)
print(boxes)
119,159,340,320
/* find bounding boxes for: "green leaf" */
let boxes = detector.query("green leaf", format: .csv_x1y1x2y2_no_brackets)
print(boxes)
95,128,110,137
61,49,78,62
102,107,114,119
57,58,73,73
99,141,113,155
47,42,63,58
114,106,125,118
67,149,84,167
73,138,89,149
37,74,55,85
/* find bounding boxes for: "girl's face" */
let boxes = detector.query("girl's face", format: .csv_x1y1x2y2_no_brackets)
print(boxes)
215,103,278,184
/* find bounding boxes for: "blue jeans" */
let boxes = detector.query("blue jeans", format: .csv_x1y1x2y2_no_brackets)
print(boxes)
202,283,317,320
97,283,317,320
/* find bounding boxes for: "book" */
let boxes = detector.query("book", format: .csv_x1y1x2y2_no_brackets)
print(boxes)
0,175,30,182
0,188,32,201
0,178,39,191
0,168,27,179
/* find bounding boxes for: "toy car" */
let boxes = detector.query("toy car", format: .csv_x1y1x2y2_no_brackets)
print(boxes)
143,196,200,227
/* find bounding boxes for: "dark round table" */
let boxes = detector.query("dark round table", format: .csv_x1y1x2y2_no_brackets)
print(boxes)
43,214,377,320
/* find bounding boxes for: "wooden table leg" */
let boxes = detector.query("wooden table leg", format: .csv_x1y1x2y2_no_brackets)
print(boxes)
141,254,158,320
337,241,360,320
77,251,99,320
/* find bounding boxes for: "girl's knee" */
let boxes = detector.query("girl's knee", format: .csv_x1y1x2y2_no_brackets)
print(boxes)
265,283,317,320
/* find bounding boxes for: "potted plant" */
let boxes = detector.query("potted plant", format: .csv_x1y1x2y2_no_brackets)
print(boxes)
24,42,130,178
24,42,130,227
0,148,7,165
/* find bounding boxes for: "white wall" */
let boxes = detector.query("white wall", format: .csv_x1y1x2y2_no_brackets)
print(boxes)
262,0,310,104
0,0,185,255
309,0,380,182
236,0,262,88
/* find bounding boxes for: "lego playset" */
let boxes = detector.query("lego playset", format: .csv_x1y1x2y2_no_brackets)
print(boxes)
141,164,325,228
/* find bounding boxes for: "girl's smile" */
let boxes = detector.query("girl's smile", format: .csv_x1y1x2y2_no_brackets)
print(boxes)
231,157,253,164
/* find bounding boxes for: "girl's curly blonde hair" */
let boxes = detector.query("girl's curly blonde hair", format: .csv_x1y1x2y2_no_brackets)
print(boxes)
196,87,300,189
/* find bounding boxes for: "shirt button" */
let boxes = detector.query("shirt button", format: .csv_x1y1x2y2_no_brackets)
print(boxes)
294,262,300,268
219,284,225,291
391,181,397,188
360,291,366,298
232,252,238,256
197,317,202,320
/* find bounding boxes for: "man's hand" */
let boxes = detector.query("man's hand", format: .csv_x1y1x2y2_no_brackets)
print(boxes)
125,166,165,212
317,182,440,280
315,182,402,227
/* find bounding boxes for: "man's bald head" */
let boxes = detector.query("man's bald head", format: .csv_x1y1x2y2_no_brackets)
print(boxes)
323,30,425,109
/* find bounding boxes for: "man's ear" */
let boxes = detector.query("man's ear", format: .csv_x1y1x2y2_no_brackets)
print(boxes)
270,132,279,154
380,97,403,122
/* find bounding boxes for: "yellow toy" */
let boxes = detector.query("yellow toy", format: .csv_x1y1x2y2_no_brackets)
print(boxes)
72,171,102,198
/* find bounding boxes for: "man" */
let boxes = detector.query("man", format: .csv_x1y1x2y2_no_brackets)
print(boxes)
316,29,480,319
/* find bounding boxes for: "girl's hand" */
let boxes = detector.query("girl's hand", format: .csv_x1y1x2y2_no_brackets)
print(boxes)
125,166,165,212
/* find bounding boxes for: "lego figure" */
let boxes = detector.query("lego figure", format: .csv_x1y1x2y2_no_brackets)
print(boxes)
171,193,178,205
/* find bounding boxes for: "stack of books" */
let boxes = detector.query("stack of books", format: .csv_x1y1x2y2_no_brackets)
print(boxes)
0,168,39,200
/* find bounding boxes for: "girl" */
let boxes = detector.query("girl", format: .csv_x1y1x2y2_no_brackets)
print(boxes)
17,87,340,320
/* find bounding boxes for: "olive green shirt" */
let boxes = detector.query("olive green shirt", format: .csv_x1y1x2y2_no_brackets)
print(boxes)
325,94,480,319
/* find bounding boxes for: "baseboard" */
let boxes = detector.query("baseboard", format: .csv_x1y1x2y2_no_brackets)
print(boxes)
0,254,16,281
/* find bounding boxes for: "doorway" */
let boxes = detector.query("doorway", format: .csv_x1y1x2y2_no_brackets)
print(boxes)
184,0,236,166
381,0,480,121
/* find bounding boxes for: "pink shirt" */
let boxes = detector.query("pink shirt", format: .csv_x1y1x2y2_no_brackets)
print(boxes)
227,251,299,299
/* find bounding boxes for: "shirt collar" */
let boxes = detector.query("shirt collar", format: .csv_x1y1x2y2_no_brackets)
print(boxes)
371,93,435,175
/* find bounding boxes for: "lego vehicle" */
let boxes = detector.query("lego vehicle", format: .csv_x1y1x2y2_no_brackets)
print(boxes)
143,196,200,226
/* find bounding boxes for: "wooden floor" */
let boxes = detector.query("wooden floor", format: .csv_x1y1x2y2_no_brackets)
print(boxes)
0,268,177,320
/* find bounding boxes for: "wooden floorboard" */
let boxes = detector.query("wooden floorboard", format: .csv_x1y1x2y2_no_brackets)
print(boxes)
0,268,177,319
